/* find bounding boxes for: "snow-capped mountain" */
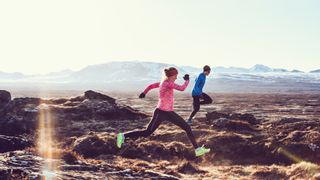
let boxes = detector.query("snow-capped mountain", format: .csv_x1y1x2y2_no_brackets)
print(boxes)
310,69,320,73
249,64,273,72
69,61,173,82
0,61,319,93
0,71,25,80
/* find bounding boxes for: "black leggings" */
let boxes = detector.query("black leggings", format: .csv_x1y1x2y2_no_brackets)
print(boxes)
189,92,213,119
124,108,199,149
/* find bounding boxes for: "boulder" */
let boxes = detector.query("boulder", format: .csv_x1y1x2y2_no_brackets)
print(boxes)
206,111,259,125
210,118,257,132
84,90,116,104
0,135,33,153
0,90,11,109
72,134,117,158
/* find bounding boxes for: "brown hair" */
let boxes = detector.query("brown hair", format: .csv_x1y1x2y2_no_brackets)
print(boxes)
164,67,178,77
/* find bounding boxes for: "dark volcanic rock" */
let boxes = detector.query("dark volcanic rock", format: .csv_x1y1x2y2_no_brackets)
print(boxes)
272,130,320,164
0,116,37,136
2,98,42,116
0,90,11,109
206,111,258,133
206,111,229,121
0,168,29,180
72,133,195,162
0,97,41,136
250,168,287,179
206,111,259,125
204,133,272,165
57,90,147,121
230,113,259,125
0,98,42,136
205,113,320,165
0,93,319,179
84,90,116,104
0,135,32,153
210,118,257,132
0,90,148,136
121,141,195,161
262,117,320,164
60,164,99,171
275,117,306,125
0,150,178,179
177,162,206,174
72,134,118,158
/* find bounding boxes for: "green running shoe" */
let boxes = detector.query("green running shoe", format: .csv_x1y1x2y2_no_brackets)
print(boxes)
117,133,125,148
195,145,210,157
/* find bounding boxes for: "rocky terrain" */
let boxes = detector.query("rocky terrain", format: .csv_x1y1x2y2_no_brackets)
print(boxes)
0,90,319,179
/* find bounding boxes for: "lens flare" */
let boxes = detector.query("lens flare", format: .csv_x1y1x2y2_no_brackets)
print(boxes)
36,103,60,180
277,147,303,163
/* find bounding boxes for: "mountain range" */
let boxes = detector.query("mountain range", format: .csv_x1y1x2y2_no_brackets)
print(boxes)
0,61,319,93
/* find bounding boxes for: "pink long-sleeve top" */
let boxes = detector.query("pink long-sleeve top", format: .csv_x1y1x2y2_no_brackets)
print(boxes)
143,80,189,111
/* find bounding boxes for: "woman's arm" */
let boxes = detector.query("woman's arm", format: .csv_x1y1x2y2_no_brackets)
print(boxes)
167,80,190,91
143,82,160,94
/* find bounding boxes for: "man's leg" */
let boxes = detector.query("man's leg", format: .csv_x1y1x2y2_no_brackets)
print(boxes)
200,92,213,105
187,96,200,124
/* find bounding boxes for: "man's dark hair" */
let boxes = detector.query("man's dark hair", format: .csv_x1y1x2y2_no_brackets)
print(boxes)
203,65,211,72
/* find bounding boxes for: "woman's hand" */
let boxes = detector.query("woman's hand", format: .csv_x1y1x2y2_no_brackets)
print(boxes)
139,92,146,98
183,74,190,81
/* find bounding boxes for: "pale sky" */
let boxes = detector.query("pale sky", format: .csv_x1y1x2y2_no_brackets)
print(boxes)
0,0,319,74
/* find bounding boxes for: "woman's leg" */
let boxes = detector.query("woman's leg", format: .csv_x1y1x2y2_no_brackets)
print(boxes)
167,111,199,149
124,109,162,139
200,92,213,105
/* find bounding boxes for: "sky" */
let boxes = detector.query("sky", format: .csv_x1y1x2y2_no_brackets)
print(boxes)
0,0,319,74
